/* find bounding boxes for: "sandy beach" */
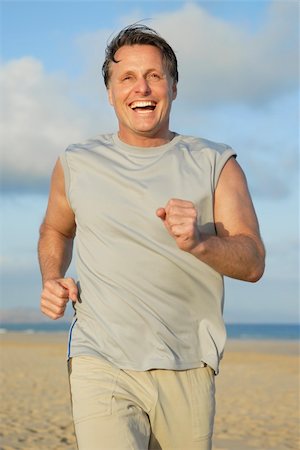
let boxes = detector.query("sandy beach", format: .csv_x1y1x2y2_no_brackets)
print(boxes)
0,333,299,450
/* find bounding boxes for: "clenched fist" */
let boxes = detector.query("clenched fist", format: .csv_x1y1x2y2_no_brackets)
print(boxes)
40,277,78,320
156,198,200,252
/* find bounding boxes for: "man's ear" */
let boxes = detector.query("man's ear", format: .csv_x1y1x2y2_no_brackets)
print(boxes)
172,82,177,101
107,88,114,106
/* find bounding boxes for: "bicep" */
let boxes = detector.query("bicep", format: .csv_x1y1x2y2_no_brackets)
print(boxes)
42,159,76,238
214,157,260,239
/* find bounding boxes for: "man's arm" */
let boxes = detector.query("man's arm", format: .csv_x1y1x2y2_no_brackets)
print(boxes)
156,157,265,282
38,159,78,320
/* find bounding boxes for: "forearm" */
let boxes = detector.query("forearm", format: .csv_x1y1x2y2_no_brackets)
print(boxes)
38,223,74,285
191,233,265,282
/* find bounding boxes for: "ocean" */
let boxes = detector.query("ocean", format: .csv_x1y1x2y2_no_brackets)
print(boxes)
0,322,299,340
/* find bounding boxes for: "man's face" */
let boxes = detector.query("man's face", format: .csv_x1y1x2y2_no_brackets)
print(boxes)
107,44,177,147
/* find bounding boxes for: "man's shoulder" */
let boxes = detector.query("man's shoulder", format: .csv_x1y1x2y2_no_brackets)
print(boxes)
178,134,233,155
65,133,114,155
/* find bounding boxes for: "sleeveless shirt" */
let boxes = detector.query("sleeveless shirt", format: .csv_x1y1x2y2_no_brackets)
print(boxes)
60,133,236,373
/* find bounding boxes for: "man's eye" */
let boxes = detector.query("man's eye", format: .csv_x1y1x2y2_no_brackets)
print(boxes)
122,75,133,82
148,73,161,81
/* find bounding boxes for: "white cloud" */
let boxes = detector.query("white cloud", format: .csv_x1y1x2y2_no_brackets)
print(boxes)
151,1,298,106
0,57,112,191
69,1,299,107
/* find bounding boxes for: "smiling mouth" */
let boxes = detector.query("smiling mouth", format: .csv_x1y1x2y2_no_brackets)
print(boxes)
130,101,157,111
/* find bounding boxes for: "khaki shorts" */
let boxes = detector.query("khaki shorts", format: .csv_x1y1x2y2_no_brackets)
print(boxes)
68,355,215,450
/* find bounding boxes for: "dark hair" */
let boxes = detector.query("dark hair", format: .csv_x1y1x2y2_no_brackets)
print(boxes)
102,24,178,88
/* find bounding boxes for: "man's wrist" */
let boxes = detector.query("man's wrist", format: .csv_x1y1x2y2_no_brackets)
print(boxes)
42,274,64,286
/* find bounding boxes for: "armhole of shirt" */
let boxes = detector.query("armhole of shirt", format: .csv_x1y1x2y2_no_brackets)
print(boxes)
59,152,72,208
213,149,237,191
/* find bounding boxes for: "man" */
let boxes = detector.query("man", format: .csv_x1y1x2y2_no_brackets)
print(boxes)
38,24,265,450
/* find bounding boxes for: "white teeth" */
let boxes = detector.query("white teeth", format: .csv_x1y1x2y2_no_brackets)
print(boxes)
130,101,156,109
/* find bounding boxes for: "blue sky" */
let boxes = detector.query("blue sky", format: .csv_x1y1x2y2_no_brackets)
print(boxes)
0,0,299,323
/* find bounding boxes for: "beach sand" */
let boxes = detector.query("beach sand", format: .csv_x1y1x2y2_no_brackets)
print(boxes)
0,333,299,450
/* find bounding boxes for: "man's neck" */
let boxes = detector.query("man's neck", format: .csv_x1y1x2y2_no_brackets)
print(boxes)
117,131,175,148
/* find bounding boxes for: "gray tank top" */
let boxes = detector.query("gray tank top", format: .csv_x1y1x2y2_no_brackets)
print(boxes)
60,133,236,373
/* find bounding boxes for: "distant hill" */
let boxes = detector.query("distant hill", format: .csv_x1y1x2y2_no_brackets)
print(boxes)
0,306,73,324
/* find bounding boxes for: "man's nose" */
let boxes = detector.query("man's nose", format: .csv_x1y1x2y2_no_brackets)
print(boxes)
134,77,151,95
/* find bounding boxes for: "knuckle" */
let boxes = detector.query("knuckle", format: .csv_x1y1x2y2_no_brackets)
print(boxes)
171,226,180,236
40,297,48,307
55,303,65,314
168,199,177,208
55,297,63,305
52,313,62,321
58,298,67,307
49,313,59,320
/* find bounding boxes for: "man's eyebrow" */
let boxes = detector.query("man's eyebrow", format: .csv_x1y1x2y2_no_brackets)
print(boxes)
122,68,164,74
118,70,135,77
